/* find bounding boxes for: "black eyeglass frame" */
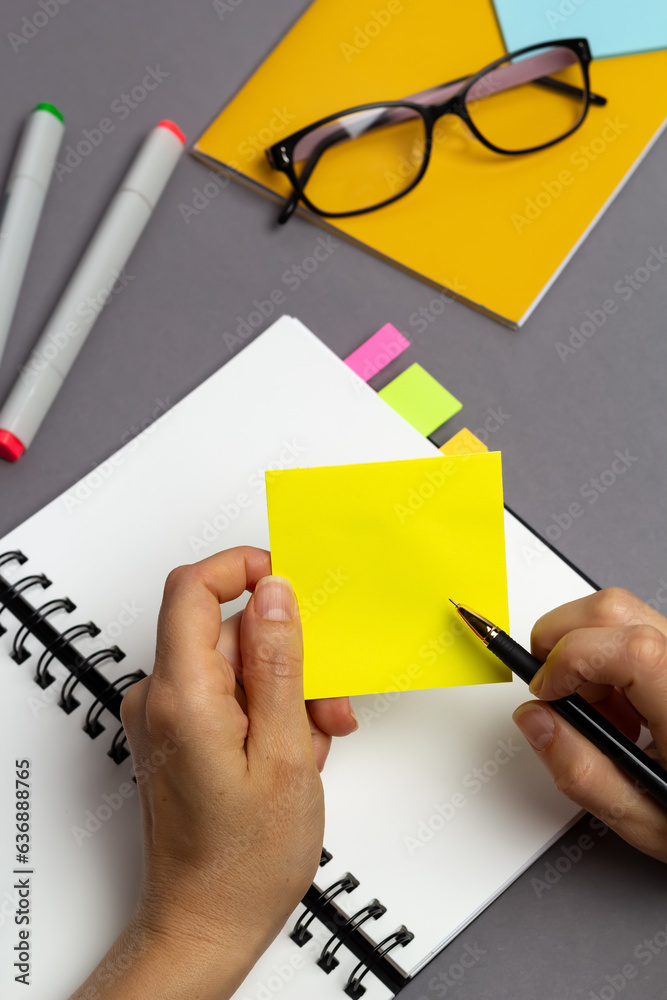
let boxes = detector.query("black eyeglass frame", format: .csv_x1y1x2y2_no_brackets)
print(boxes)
266,37,604,224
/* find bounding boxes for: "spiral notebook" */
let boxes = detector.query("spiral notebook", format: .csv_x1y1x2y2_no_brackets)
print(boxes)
0,316,595,1000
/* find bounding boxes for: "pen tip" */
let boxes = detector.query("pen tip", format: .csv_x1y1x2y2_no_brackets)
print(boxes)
448,598,458,607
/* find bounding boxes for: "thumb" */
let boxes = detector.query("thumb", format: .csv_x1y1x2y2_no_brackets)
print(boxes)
240,575,312,763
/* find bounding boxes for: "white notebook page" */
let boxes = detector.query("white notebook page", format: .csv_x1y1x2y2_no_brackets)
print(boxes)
0,316,593,1000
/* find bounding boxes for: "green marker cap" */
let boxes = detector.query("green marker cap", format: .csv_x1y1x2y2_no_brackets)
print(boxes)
32,102,64,123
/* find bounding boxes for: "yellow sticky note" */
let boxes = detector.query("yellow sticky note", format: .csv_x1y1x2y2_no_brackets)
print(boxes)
440,428,488,456
266,453,510,699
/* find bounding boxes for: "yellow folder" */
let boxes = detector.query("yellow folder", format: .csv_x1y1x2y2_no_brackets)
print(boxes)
194,0,667,327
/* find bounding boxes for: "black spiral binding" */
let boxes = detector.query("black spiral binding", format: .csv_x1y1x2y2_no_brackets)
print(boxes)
344,927,414,999
317,899,387,973
292,848,413,997
2,550,415,993
0,550,144,763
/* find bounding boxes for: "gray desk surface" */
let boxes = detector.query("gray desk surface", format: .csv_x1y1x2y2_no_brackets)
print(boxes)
0,1,666,997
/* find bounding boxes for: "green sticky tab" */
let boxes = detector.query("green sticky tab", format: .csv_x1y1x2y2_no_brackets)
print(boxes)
32,103,64,123
378,363,462,436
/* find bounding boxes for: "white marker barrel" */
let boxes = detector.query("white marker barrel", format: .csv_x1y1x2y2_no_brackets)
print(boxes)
0,104,65,370
0,120,185,461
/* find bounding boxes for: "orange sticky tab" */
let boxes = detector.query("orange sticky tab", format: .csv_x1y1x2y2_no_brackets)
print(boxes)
440,428,488,456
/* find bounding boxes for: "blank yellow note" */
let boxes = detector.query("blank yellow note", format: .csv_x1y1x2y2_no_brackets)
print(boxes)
266,453,510,699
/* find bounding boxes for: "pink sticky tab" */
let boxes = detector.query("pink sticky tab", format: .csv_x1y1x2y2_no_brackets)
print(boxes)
343,323,410,381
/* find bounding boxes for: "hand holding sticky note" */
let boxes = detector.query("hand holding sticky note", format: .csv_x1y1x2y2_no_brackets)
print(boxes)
266,453,510,699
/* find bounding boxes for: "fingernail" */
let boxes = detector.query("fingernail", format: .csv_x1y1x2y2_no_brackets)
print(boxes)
349,707,359,732
529,670,545,696
513,704,554,751
254,576,296,621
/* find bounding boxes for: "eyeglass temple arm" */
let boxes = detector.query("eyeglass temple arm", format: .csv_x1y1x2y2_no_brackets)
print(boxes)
408,47,606,109
533,75,606,106
277,125,354,224
416,75,606,108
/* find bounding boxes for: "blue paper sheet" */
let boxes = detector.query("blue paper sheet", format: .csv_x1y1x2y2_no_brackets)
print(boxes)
493,0,667,59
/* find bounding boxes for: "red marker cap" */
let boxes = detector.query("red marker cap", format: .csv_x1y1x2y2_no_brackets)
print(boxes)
158,120,186,144
0,429,25,462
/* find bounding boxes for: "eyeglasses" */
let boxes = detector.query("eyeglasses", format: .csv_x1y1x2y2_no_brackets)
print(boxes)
265,37,606,224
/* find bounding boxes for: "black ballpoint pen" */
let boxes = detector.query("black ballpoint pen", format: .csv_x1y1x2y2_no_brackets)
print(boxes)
450,599,667,810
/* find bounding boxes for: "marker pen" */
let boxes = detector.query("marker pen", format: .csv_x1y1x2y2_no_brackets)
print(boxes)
0,103,65,371
0,120,185,461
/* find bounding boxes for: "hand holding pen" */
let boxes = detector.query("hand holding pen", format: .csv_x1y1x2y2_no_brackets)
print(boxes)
457,588,667,863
